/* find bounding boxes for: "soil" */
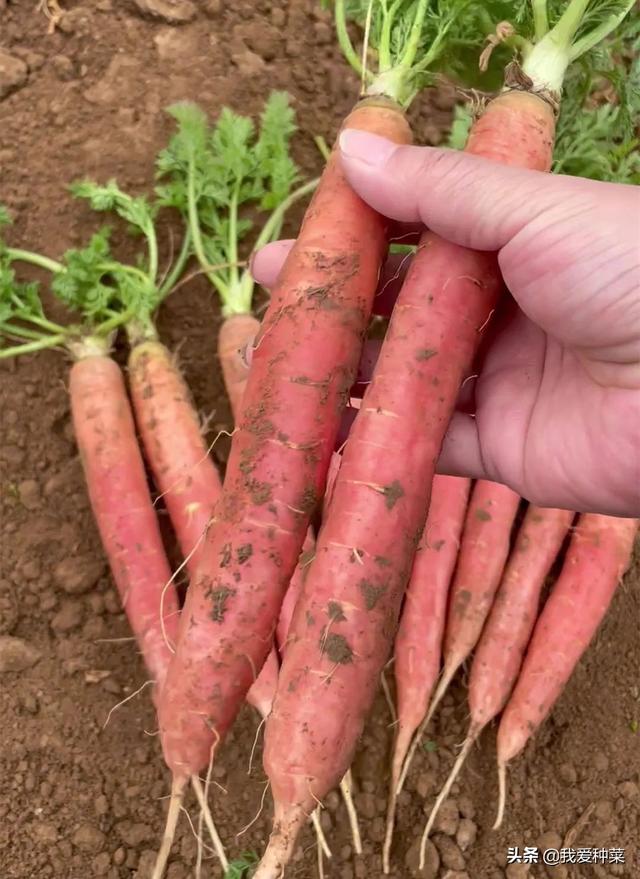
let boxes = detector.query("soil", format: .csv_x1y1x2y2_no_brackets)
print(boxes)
0,3,638,879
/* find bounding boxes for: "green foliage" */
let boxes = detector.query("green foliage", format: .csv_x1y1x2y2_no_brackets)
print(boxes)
157,92,302,313
0,204,11,230
554,24,639,182
447,27,639,185
71,179,157,236
51,229,120,320
337,0,513,95
224,852,259,879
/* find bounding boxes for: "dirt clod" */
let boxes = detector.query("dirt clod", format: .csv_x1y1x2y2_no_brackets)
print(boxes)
54,556,105,595
456,817,477,851
0,636,40,673
50,600,84,633
71,823,107,853
405,838,439,879
0,50,28,100
0,582,19,635
431,797,459,836
433,834,466,871
132,0,197,24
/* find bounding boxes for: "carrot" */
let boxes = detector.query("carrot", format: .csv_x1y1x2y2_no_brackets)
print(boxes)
70,354,181,689
424,481,521,722
157,96,411,779
383,474,471,873
0,226,182,694
419,504,574,849
128,340,222,573
493,513,638,828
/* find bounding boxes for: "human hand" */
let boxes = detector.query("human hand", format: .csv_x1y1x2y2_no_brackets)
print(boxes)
252,132,640,517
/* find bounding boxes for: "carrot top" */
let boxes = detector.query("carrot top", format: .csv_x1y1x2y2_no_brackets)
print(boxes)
333,0,503,105
448,19,639,182
156,92,317,318
0,210,135,358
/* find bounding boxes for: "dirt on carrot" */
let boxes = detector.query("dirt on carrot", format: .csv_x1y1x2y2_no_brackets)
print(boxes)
0,3,638,879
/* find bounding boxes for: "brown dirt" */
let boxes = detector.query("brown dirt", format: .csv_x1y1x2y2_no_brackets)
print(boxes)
0,3,638,879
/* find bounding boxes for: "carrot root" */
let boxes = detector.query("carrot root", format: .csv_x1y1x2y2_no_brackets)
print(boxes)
253,805,308,879
152,776,187,879
311,808,332,860
419,725,480,866
340,770,362,855
493,762,508,830
396,662,456,797
384,721,419,871
191,775,228,871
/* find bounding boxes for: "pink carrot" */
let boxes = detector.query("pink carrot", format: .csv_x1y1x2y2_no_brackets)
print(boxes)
70,355,180,691
425,481,521,725
419,504,574,850
383,475,471,872
494,513,638,828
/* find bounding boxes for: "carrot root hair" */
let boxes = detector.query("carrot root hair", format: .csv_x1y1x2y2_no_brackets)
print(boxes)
152,776,187,879
383,723,415,874
191,775,228,871
419,725,480,868
253,805,308,879
340,770,362,855
311,808,332,860
493,761,508,830
396,663,456,796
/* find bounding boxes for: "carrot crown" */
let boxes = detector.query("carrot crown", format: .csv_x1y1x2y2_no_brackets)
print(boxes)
475,0,638,97
448,17,639,182
156,93,317,319
333,0,507,106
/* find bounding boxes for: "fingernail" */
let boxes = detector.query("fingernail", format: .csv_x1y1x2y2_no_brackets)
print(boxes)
339,129,398,167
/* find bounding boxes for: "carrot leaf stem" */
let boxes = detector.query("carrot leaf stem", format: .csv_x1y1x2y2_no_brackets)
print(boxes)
5,248,64,275
158,93,314,319
521,0,636,91
532,0,550,39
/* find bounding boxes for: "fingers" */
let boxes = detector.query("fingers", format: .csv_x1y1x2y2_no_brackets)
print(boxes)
250,239,295,288
436,413,489,482
337,129,602,252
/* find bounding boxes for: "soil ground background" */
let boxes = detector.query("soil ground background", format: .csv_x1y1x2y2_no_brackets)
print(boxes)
0,2,638,879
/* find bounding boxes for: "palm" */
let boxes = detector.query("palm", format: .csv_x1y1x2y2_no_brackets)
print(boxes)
471,308,638,514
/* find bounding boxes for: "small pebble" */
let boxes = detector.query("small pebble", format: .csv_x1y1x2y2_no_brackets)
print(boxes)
506,866,530,879
113,847,126,866
456,817,477,851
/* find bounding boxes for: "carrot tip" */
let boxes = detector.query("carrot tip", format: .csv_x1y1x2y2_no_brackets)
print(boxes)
151,776,187,879
254,805,308,879
340,771,362,855
492,761,508,830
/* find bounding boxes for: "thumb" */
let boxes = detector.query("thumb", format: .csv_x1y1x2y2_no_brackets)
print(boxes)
338,129,595,251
